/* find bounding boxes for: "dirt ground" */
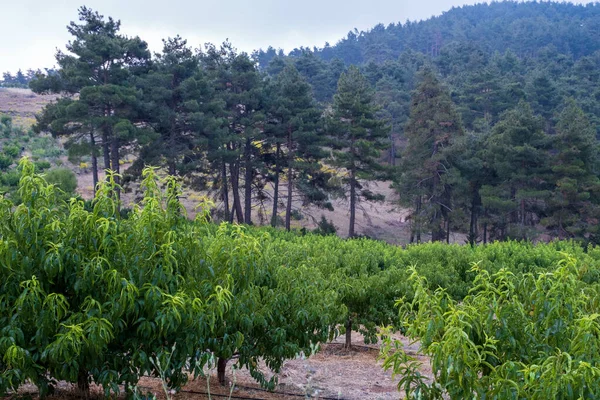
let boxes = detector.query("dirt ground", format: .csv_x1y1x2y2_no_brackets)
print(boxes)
10,332,432,400
0,87,58,128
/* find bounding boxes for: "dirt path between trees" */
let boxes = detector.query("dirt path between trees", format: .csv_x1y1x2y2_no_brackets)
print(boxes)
12,332,432,400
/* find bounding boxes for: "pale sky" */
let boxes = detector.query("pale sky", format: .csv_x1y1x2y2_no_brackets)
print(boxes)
0,0,595,73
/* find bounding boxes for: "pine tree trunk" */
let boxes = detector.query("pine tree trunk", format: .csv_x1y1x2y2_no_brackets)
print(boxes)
469,208,477,246
271,143,281,227
90,131,98,196
483,220,488,244
520,198,526,227
431,173,444,242
349,136,357,238
168,121,177,176
349,168,356,238
389,127,396,166
217,357,227,386
102,131,111,172
345,316,352,350
285,128,294,231
244,137,252,224
416,196,422,243
446,217,450,244
222,162,230,222
110,135,121,201
469,191,479,246
229,161,244,224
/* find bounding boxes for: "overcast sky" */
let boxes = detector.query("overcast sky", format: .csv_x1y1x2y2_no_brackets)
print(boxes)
0,0,594,74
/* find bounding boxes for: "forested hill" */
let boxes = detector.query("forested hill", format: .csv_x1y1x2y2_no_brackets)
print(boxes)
254,1,600,136
255,1,600,67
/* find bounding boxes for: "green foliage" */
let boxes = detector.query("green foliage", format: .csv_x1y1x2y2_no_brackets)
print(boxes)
44,167,78,195
34,160,51,171
482,102,551,240
327,65,388,237
381,255,600,399
0,160,234,396
265,64,329,230
544,99,600,241
3,145,20,158
0,155,13,171
397,68,464,242
313,216,337,236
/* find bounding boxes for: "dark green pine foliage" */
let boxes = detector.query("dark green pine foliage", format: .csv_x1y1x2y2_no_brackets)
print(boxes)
449,122,495,245
134,36,215,177
34,97,102,192
526,71,562,130
398,68,463,243
328,66,388,237
265,65,328,230
31,7,151,198
481,102,551,240
292,52,345,103
543,99,600,240
205,44,264,224
366,61,412,166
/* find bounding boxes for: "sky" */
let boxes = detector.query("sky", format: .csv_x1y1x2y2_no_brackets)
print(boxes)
0,0,595,74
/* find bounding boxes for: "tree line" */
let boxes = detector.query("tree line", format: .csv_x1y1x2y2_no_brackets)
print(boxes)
31,4,600,243
32,7,387,238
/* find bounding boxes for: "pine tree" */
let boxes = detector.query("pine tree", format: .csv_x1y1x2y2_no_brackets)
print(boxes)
397,68,463,242
481,102,551,240
449,120,495,245
34,98,102,194
202,43,264,224
265,65,326,230
544,99,600,240
328,66,388,237
31,7,150,199
135,36,214,177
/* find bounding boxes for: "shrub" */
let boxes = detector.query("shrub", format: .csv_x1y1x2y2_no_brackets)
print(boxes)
0,154,13,170
0,170,20,187
44,167,78,195
34,160,51,171
3,145,20,158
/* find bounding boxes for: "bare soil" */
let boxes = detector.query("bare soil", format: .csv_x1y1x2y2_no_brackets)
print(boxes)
0,87,58,128
9,332,432,400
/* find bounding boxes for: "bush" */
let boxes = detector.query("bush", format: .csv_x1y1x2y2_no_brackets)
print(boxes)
313,216,337,236
0,170,20,187
0,154,13,170
44,167,77,195
34,160,52,171
3,145,20,158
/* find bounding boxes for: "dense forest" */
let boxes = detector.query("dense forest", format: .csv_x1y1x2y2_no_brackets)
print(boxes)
27,1,600,244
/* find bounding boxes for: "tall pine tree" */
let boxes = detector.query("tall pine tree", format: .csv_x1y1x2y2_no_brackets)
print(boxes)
397,68,463,242
265,65,327,230
328,66,387,237
544,99,600,240
481,102,551,240
32,7,150,199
